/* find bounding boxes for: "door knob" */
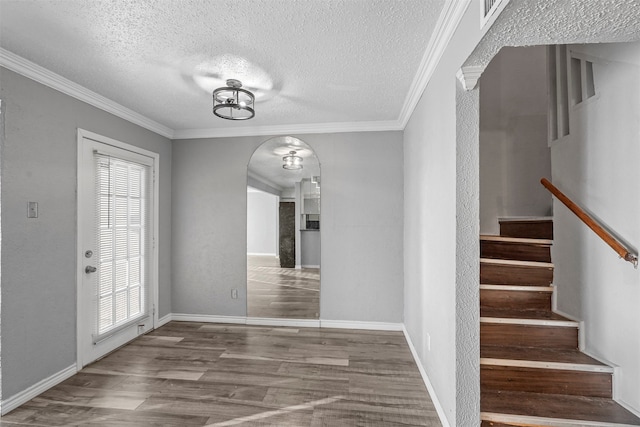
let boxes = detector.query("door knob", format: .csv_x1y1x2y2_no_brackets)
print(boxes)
85,266,97,274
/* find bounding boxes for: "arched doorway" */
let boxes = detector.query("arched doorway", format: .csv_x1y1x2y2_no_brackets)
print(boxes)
246,136,320,320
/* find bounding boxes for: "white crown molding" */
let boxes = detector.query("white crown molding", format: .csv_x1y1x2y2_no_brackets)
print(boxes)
0,48,402,140
456,65,485,91
0,48,174,139
2,0,471,143
172,119,402,140
398,0,473,128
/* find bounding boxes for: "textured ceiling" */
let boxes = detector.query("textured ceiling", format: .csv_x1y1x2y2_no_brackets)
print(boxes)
466,0,640,68
0,0,445,134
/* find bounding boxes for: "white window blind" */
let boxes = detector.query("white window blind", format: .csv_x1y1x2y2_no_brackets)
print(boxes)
93,152,151,340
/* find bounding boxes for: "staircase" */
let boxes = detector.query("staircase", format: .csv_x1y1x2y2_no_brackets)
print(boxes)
480,218,640,427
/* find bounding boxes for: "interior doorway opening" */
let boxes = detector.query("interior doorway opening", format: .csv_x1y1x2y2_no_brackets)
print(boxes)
479,45,552,235
246,136,320,320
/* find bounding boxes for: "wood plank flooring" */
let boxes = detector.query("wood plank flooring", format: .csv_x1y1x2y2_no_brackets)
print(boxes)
1,322,441,426
247,255,319,319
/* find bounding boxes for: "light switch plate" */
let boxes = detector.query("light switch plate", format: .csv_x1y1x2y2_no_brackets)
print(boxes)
27,201,38,218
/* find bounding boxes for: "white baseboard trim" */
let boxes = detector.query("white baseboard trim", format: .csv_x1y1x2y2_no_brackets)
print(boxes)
302,264,320,268
166,313,401,332
157,313,173,327
247,252,277,257
402,325,451,427
247,317,320,328
617,398,640,420
553,308,581,323
171,313,247,324
320,319,403,331
1,364,77,415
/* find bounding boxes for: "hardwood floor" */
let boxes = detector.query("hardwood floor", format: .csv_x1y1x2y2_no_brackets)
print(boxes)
1,322,441,426
247,255,320,319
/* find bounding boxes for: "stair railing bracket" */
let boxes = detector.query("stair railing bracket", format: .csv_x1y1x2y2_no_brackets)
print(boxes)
624,253,638,269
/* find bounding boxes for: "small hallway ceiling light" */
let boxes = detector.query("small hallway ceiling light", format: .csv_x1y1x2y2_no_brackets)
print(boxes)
212,79,255,120
283,151,303,170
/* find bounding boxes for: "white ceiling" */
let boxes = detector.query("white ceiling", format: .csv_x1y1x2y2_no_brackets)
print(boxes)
0,0,445,138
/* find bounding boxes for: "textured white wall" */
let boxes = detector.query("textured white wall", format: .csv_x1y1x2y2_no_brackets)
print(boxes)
466,0,640,68
172,131,404,323
479,46,551,234
551,42,640,413
247,190,278,256
0,68,172,400
455,80,480,427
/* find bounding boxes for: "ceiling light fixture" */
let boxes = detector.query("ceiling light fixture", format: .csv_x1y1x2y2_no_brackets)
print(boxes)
283,151,303,170
212,79,255,120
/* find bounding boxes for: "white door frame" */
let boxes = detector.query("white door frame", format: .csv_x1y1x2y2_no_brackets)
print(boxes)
76,128,159,369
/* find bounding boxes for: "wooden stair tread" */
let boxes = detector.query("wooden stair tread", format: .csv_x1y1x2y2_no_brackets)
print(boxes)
498,216,554,222
481,308,573,322
481,258,554,268
482,390,640,425
480,284,553,291
481,345,607,367
480,234,553,245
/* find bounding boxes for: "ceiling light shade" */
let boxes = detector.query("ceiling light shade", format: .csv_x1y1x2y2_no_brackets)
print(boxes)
283,151,303,170
212,79,255,120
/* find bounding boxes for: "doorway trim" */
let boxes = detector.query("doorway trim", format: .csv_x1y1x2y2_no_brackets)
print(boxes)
75,128,159,370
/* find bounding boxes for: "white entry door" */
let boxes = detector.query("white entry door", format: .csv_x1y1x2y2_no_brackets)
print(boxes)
77,130,158,368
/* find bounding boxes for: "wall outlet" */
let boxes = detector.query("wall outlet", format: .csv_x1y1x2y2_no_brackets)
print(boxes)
231,289,238,299
426,333,431,352
27,201,38,218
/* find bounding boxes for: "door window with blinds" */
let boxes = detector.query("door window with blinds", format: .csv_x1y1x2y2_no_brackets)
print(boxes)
93,152,151,340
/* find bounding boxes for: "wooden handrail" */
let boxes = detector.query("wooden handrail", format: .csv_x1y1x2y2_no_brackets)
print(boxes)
541,178,638,267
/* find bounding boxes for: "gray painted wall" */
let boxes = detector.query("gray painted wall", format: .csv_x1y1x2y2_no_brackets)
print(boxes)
172,131,404,323
403,4,483,425
0,68,172,399
479,46,551,234
551,42,640,413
